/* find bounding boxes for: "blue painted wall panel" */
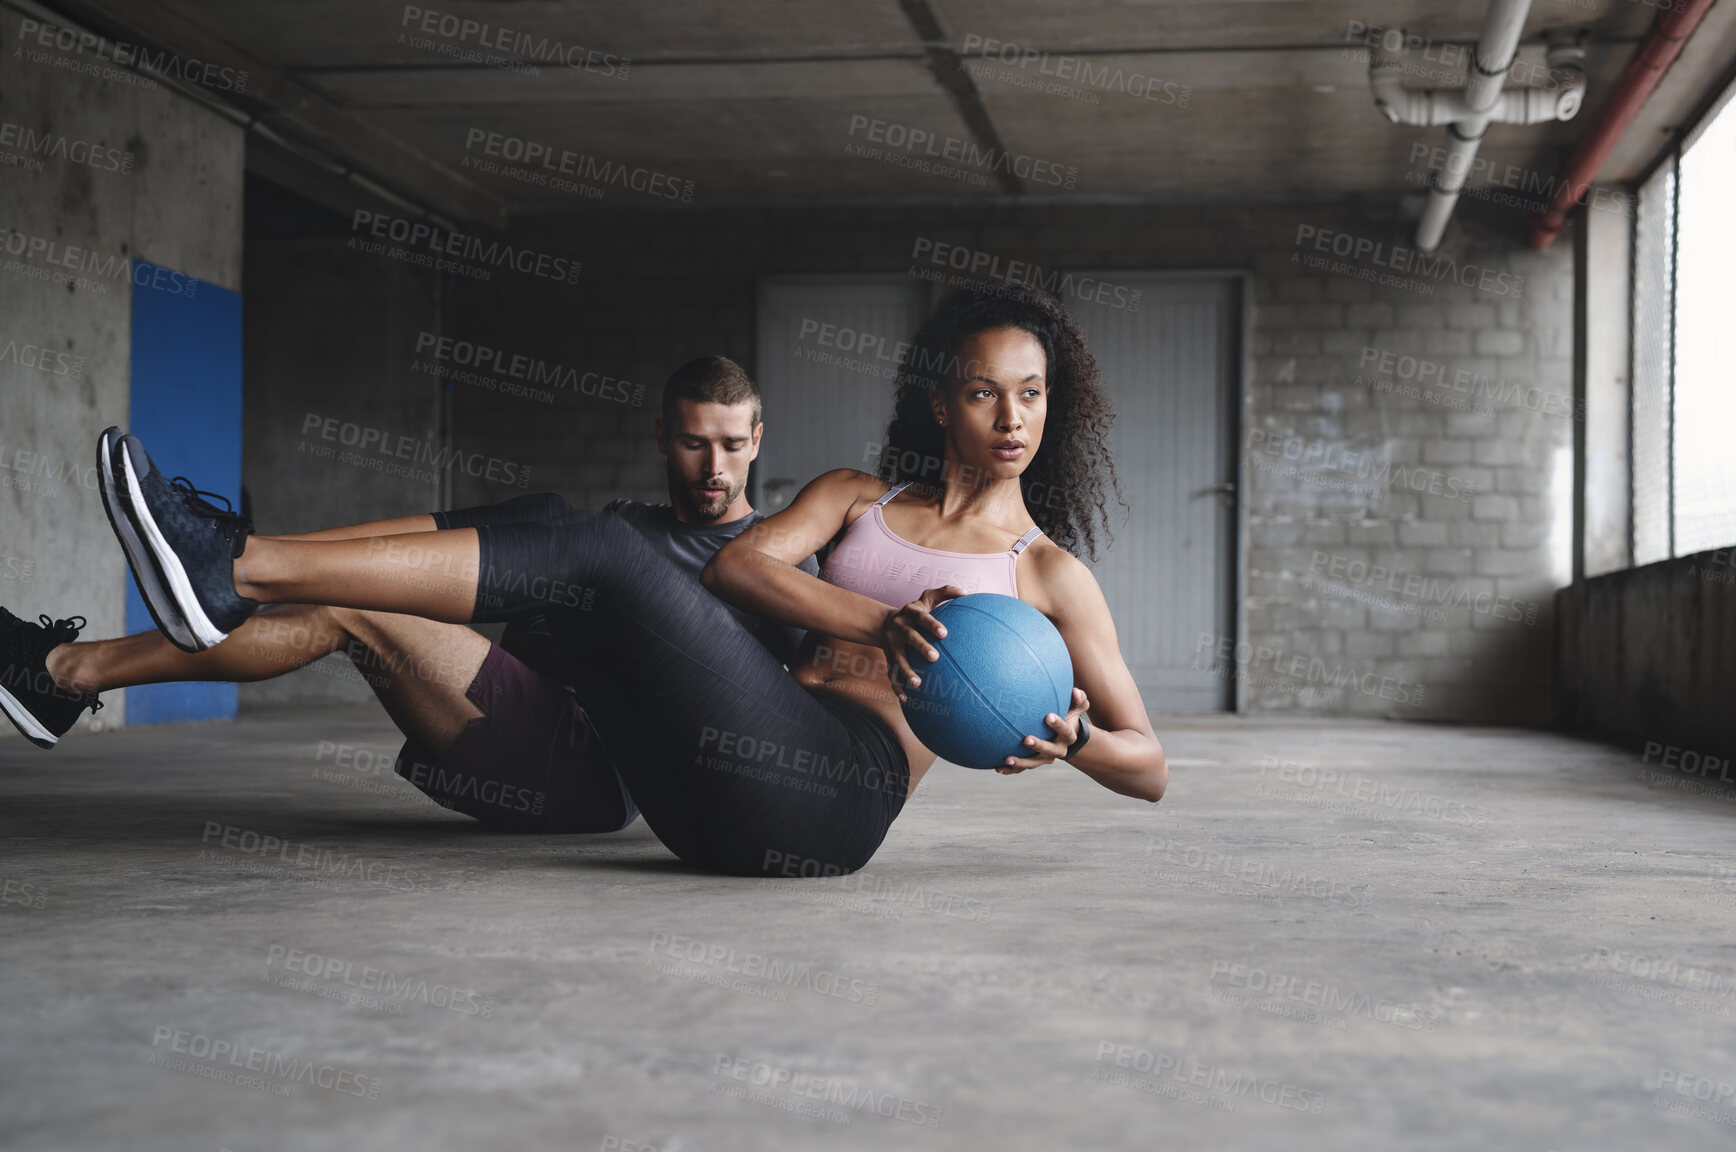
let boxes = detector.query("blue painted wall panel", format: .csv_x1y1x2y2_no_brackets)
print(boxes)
125,261,242,726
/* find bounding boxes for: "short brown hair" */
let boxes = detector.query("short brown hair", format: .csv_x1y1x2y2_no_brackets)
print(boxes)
662,355,761,427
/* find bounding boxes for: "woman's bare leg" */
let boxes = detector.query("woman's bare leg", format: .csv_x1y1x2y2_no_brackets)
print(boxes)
230,531,486,624
114,448,575,647
49,509,454,692
267,513,439,543
259,490,568,545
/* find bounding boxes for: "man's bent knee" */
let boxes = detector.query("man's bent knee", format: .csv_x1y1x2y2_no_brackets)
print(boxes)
331,608,489,693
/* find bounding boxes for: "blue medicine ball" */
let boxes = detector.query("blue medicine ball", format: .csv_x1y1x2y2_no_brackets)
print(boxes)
899,593,1076,770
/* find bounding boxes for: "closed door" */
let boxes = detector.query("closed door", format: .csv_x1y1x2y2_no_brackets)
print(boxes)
753,275,929,511
1065,275,1240,711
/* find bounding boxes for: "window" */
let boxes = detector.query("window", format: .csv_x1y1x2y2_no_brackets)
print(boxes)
1631,81,1736,563
1631,159,1673,566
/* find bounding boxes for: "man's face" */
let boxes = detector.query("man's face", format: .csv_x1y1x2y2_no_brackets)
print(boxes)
655,399,762,522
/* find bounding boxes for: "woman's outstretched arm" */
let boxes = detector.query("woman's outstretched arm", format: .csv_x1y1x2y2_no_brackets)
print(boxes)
1006,547,1168,803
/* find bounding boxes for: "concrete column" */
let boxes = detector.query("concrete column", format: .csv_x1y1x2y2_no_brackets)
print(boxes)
0,21,241,736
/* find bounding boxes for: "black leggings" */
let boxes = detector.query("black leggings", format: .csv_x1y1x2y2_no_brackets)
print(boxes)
452,499,910,877
432,491,574,533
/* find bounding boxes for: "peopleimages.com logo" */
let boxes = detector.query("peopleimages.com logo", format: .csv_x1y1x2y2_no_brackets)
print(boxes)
348,210,581,287
149,1026,382,1099
1292,224,1526,298
299,412,533,489
263,945,496,1018
846,114,1078,189
14,17,249,92
0,121,133,174
958,34,1190,106
461,129,692,202
397,6,628,77
1,228,200,298
0,333,83,380
412,331,643,406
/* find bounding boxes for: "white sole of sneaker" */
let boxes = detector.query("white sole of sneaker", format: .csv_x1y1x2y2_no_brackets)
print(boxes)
98,428,199,652
0,680,58,748
118,439,230,652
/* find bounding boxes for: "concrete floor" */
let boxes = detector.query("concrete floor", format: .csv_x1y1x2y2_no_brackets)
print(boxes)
2,706,1734,1152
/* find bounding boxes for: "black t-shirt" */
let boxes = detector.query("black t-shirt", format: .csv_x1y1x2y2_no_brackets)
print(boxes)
498,499,817,679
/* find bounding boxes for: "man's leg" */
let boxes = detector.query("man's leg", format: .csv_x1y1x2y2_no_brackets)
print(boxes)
45,603,486,752
40,603,633,833
328,607,634,833
323,607,491,752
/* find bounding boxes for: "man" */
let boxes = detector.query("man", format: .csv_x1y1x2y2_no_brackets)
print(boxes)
0,355,817,836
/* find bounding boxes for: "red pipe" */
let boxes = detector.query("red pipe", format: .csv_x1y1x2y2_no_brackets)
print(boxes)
1530,0,1720,248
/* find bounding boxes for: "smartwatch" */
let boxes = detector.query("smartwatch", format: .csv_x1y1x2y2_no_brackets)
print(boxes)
1063,713,1091,761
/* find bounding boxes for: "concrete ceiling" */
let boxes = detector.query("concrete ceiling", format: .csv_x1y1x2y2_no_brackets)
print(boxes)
36,0,1736,226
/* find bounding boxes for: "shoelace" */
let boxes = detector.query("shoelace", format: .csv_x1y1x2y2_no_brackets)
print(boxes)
35,613,86,643
168,478,255,557
168,476,246,524
32,615,102,709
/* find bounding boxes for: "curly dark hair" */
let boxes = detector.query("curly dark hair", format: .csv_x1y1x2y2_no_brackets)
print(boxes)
880,282,1126,561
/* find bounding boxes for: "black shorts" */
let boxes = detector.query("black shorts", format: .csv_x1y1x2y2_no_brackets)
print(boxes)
394,643,639,833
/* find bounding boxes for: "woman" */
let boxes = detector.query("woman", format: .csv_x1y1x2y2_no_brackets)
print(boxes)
101,283,1167,877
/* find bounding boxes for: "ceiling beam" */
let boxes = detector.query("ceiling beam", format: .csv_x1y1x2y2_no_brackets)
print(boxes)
29,0,512,228
897,0,1023,196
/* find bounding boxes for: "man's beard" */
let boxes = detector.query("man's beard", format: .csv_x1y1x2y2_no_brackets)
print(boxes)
680,475,742,521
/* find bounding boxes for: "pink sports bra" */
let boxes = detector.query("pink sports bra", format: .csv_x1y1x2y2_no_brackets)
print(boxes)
818,482,1044,609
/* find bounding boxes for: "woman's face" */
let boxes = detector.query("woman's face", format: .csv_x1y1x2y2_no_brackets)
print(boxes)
933,326,1048,483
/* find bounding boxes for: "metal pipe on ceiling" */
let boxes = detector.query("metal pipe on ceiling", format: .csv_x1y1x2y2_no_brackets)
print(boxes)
1368,0,1586,252
1529,0,1721,249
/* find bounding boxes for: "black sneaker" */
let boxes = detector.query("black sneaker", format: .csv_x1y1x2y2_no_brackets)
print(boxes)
114,432,259,652
0,608,103,749
97,427,197,651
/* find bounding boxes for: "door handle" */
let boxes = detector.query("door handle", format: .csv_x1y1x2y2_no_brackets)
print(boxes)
1191,481,1237,502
